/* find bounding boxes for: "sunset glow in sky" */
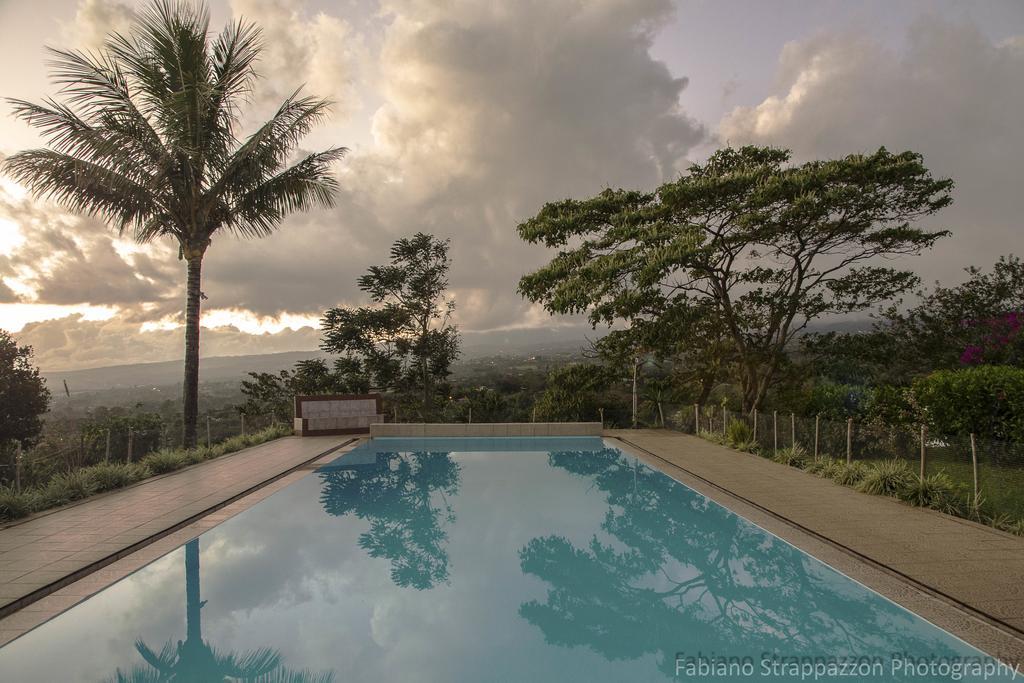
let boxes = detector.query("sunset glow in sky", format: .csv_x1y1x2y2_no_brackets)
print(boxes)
1,0,1022,370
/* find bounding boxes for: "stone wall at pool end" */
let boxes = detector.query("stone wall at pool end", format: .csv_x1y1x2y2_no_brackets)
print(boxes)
369,422,602,437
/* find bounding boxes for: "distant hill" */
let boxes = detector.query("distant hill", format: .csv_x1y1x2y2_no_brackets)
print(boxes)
41,324,601,393
43,350,328,393
40,319,875,394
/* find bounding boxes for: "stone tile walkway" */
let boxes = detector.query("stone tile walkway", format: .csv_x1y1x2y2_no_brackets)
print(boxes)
0,435,350,618
608,429,1024,636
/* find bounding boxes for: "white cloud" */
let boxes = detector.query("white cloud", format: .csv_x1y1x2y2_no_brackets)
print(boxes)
718,18,1024,286
61,0,135,50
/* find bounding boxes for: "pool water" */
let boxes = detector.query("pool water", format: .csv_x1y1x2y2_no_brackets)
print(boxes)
0,437,1013,682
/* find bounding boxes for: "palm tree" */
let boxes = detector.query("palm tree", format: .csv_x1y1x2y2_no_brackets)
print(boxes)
3,0,345,447
111,539,334,682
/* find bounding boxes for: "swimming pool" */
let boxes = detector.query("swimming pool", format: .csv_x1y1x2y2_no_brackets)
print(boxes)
0,437,1014,681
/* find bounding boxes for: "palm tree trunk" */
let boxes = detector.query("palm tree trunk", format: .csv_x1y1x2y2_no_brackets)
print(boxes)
185,539,202,643
182,254,203,448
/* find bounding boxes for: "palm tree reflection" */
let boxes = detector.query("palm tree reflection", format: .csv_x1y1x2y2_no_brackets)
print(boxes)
108,539,333,682
519,448,961,678
318,450,461,589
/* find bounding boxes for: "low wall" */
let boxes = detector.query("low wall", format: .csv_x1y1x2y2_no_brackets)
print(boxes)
294,394,383,436
369,422,602,437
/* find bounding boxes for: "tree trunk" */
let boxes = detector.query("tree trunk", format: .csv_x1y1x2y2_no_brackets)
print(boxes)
185,539,202,643
182,253,203,448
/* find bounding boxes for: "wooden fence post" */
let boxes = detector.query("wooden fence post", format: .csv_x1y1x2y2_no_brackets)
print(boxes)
814,415,820,460
241,414,246,436
970,433,979,506
532,407,537,423
105,429,111,462
599,407,604,427
919,425,927,479
206,416,212,448
14,441,22,493
468,405,473,424
694,404,699,434
723,407,729,431
791,412,796,449
773,411,778,454
846,418,852,464
753,409,758,441
127,428,134,463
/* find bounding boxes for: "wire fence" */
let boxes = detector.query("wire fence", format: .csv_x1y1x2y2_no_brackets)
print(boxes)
665,404,1024,521
0,411,281,493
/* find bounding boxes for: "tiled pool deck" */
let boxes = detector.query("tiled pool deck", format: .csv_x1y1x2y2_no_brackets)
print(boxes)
0,435,352,628
0,429,1021,662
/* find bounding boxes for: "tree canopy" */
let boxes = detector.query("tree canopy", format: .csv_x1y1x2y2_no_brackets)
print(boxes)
0,331,51,449
518,146,952,410
320,233,460,419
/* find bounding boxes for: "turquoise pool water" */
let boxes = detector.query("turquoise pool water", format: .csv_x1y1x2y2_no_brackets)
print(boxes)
0,437,1015,682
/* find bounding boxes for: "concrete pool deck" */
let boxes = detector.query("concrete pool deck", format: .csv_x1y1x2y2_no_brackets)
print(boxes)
608,429,1024,660
0,435,353,628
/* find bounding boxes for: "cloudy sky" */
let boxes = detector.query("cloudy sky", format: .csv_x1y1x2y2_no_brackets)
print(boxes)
0,0,1022,371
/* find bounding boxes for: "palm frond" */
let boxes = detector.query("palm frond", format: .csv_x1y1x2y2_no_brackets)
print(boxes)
133,639,177,674
210,645,281,679
40,47,169,169
2,149,172,237
213,92,335,198
226,147,346,238
7,98,156,182
256,668,337,683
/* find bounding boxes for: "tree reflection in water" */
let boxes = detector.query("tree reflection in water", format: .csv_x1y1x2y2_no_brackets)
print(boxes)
519,448,961,678
318,450,461,590
106,539,334,683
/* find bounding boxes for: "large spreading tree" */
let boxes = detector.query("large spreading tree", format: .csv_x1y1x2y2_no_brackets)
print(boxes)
3,0,344,447
320,233,460,419
518,146,952,411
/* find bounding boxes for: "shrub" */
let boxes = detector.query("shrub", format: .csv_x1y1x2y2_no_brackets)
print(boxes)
901,472,966,516
772,445,808,468
725,420,753,447
830,461,869,486
912,365,1024,440
804,457,835,476
88,462,150,492
140,448,190,474
1005,519,1024,536
856,460,914,497
0,486,35,521
39,470,98,508
219,435,250,453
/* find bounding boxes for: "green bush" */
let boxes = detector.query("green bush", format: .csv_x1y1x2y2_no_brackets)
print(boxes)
912,365,1024,440
88,462,150,492
725,420,753,446
902,472,966,516
140,448,191,474
771,445,808,468
39,470,98,508
803,457,836,476
830,461,869,486
0,486,35,520
856,460,914,497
